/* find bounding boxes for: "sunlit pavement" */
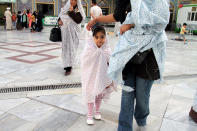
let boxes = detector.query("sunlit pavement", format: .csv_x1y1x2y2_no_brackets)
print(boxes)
0,27,197,131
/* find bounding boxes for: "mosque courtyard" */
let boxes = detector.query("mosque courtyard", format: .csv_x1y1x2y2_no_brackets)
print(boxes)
0,27,197,131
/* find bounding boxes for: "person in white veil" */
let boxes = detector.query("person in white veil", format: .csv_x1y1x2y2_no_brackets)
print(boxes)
4,7,12,30
58,0,86,75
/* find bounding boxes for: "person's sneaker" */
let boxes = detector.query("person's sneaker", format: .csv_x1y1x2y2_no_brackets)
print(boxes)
87,117,94,125
94,112,101,120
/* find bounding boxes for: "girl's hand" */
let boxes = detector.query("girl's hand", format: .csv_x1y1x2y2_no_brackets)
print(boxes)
69,6,74,11
106,82,114,89
120,24,133,35
58,19,63,26
86,19,97,31
106,86,110,89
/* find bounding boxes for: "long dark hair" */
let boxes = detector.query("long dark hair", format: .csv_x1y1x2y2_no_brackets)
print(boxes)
17,11,21,15
27,9,30,14
93,26,106,37
32,11,37,17
92,0,97,4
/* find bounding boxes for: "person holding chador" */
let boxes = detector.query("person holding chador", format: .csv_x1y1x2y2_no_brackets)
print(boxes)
58,0,86,76
87,0,170,130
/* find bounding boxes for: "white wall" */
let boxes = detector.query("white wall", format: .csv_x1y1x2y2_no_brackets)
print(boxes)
177,6,197,25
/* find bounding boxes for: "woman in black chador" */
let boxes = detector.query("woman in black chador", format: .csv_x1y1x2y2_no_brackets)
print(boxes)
36,11,44,32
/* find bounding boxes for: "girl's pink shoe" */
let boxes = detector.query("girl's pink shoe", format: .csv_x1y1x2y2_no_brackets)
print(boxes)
94,112,101,120
87,117,94,125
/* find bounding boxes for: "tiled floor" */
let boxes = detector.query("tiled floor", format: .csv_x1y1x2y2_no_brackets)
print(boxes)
0,28,197,130
0,80,197,131
0,41,61,64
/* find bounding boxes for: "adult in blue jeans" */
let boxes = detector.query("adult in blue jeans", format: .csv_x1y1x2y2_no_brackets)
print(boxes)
87,0,170,131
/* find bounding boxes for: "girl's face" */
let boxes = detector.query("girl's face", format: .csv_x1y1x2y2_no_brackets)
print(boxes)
70,0,77,7
93,32,106,48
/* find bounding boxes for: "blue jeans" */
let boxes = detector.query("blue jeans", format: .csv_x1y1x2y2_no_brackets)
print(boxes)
12,22,16,29
118,72,154,131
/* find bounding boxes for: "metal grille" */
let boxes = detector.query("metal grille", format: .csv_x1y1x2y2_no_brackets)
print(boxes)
0,83,81,93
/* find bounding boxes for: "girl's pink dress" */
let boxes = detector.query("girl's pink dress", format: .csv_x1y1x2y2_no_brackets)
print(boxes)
81,37,116,103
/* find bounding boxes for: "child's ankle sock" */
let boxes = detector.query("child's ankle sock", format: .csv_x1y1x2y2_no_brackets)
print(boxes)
95,95,102,113
87,103,94,118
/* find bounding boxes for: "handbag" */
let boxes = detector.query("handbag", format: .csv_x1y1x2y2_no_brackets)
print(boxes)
131,49,151,64
49,23,62,42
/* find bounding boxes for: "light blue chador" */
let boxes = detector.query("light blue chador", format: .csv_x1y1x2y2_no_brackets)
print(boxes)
108,0,170,86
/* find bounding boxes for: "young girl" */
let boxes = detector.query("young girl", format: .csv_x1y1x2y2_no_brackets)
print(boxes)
81,26,116,125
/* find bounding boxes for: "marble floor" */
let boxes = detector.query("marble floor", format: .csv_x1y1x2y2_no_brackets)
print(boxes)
0,28,197,89
0,78,197,131
0,27,197,131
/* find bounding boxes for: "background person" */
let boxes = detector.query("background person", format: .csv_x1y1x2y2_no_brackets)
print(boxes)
4,7,12,30
27,9,32,28
36,11,44,32
21,10,28,29
58,0,86,75
178,23,188,45
90,0,102,31
81,26,116,125
30,11,37,32
12,12,17,30
16,11,22,30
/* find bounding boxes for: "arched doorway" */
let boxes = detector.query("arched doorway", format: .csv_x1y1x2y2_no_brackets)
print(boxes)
36,0,55,16
0,2,13,26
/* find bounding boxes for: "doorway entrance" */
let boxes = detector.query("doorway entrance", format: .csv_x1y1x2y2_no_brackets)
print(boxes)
37,3,54,16
0,3,12,25
101,8,109,15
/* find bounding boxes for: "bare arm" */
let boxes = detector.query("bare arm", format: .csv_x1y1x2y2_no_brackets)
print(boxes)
86,14,116,30
95,14,116,23
87,14,135,33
